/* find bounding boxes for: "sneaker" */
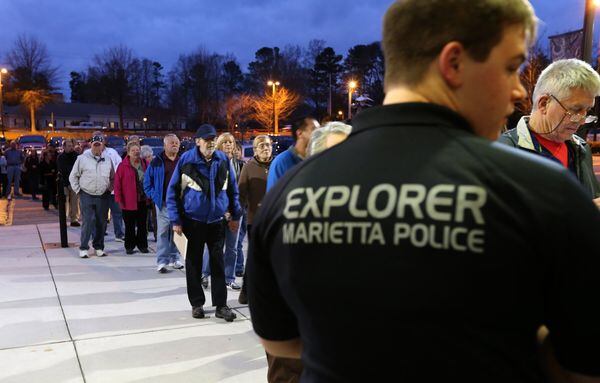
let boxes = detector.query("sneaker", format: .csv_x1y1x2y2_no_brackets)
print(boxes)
70,221,81,227
215,306,236,322
157,264,168,273
79,250,88,258
126,249,135,255
139,248,150,253
235,271,244,278
238,288,248,305
115,236,125,242
96,249,106,257
226,281,241,290
172,260,184,269
192,306,205,319
201,276,209,289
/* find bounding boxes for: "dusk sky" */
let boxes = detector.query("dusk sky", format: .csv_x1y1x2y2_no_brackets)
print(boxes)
1,0,598,97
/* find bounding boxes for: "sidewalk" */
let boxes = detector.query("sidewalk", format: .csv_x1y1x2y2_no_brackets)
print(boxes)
0,221,267,383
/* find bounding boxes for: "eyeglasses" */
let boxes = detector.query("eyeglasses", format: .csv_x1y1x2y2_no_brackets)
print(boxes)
549,94,598,124
255,143,272,149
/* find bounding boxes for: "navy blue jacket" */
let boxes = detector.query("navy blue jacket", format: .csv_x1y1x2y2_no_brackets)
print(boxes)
166,148,242,225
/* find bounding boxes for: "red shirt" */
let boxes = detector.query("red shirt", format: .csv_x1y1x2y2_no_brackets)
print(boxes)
532,132,569,168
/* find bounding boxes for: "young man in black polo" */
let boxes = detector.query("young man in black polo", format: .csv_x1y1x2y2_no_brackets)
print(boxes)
247,0,600,382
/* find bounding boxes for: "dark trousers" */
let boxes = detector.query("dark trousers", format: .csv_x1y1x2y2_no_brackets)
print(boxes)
240,224,252,298
28,173,39,199
0,174,7,196
42,178,56,209
183,217,227,308
122,202,148,251
79,191,109,251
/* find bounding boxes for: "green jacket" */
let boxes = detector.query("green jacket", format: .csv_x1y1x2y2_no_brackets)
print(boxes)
498,116,600,199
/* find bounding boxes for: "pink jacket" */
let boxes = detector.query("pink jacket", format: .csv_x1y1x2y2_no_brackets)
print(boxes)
114,156,148,211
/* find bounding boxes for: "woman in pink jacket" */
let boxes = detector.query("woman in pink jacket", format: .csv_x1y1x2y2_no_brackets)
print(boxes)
115,141,149,254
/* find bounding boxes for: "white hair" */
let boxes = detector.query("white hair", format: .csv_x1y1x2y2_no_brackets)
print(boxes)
140,145,154,159
163,134,179,145
532,59,600,111
308,122,352,156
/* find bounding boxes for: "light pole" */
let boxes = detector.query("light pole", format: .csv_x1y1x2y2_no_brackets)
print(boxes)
0,68,7,138
338,110,344,120
348,81,357,120
583,0,597,64
267,80,280,134
143,117,148,132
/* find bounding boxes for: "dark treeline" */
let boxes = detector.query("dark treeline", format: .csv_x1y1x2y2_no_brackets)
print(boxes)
3,35,385,132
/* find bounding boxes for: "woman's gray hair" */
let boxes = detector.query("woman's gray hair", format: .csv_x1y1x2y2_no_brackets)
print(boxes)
140,145,154,159
532,59,600,111
308,122,352,156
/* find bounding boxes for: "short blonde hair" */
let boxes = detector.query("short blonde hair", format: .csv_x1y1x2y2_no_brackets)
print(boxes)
126,141,140,153
216,133,235,151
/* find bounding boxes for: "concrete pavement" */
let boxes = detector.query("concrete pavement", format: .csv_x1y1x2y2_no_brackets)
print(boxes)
0,220,267,382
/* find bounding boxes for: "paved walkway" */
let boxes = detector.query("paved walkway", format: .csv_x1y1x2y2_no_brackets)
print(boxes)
0,221,267,382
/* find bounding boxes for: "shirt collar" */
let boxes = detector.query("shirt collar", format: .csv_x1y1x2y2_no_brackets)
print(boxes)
350,102,474,136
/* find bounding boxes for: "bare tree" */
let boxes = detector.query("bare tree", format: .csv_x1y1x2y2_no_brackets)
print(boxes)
5,34,58,91
251,87,301,132
224,93,254,132
516,42,551,115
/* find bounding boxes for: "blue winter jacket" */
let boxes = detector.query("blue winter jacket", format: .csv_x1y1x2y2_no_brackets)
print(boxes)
166,148,242,225
143,151,168,210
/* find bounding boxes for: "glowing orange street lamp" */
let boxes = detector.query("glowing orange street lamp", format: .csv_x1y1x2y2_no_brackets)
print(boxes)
348,81,357,120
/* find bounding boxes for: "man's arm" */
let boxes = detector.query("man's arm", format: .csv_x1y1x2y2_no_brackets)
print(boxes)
69,157,81,194
238,163,249,208
143,164,155,199
260,338,302,359
166,161,183,226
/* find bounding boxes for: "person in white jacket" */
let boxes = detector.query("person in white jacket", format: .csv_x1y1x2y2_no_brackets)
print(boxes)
70,135,114,258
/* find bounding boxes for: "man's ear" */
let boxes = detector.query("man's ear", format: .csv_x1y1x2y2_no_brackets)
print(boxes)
537,95,550,114
438,42,465,88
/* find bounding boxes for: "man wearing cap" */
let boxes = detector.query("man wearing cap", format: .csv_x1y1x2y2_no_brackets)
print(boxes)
69,135,115,258
166,124,242,322
86,131,125,241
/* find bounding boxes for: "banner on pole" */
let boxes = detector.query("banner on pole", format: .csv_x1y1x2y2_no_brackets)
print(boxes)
549,29,584,61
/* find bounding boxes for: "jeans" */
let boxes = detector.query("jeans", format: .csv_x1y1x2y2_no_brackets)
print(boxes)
203,222,239,283
108,194,124,238
183,217,227,308
79,192,110,251
236,212,247,274
6,165,21,196
155,205,180,266
122,202,148,251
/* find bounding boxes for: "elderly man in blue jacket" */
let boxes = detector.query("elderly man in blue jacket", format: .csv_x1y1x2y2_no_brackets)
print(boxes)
166,124,242,322
143,134,184,273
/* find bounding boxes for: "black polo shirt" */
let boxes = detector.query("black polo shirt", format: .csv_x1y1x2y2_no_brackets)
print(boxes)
247,103,600,382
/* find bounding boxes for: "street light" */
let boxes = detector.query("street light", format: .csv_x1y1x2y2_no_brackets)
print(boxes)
348,81,357,120
337,110,343,120
267,80,280,134
0,68,7,138
143,117,148,132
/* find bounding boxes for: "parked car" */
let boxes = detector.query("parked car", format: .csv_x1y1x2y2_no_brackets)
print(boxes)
47,136,63,148
140,137,163,157
16,134,46,155
105,136,126,156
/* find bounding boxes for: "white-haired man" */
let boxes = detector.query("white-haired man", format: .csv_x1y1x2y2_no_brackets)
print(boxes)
499,59,600,206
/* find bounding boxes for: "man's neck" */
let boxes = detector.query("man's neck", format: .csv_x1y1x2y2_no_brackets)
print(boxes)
165,151,177,161
384,75,460,112
528,113,565,143
294,142,306,159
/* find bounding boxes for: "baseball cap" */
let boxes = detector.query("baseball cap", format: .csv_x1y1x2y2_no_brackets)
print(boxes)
91,135,104,144
195,124,217,139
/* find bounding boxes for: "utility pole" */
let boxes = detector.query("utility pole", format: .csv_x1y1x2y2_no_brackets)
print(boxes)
583,0,595,64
